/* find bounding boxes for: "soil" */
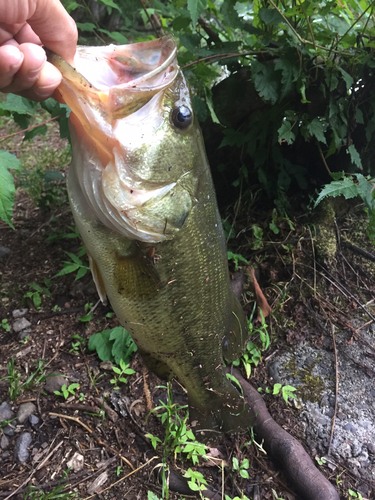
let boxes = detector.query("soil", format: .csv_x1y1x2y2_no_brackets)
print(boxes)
0,115,375,500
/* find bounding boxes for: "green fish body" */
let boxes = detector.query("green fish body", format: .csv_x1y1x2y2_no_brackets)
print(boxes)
48,37,249,432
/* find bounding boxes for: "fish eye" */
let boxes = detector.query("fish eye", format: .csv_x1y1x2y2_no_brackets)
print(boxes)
171,106,192,129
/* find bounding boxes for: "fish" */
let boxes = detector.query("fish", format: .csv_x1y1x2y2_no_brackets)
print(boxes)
47,36,251,433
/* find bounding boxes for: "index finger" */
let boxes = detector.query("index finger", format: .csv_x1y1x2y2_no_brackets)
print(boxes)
28,0,78,64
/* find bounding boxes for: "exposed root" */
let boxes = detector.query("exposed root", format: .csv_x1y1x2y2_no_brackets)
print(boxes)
233,369,340,500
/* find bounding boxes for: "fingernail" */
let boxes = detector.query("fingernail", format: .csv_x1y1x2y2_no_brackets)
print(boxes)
28,57,47,79
10,52,24,71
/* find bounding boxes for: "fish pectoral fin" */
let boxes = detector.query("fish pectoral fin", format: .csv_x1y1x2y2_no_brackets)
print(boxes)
87,252,108,304
222,297,248,363
114,244,161,299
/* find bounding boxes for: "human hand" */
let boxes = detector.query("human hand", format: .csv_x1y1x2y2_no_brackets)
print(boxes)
0,0,78,101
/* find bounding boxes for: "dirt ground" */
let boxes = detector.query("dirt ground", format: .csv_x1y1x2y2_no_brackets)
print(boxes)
0,116,374,500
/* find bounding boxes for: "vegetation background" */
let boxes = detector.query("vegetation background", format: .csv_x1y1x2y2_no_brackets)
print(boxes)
2,0,375,235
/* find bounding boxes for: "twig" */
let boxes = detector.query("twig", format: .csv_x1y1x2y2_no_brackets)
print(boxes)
139,0,160,38
341,238,375,262
49,412,134,470
181,50,269,69
49,412,93,433
317,141,331,176
82,456,159,500
2,440,64,500
0,115,62,142
328,322,338,456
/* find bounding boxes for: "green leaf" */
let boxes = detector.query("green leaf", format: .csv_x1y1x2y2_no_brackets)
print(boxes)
76,22,96,32
307,118,327,144
53,263,79,277
258,7,283,25
251,60,279,105
98,29,128,44
98,0,121,11
0,150,22,228
0,94,35,115
278,120,296,144
314,177,361,207
275,58,299,99
109,326,137,365
338,67,353,91
88,329,113,361
187,0,208,27
347,144,362,169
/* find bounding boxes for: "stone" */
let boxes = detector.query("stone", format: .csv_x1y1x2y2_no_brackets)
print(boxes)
15,432,32,462
0,435,9,450
13,318,31,333
19,328,32,340
29,414,39,425
0,247,10,259
12,309,29,319
0,402,14,423
44,373,67,394
67,452,84,472
2,425,15,437
344,422,357,434
17,403,36,424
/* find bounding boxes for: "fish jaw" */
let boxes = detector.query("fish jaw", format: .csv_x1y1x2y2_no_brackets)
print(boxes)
48,37,201,243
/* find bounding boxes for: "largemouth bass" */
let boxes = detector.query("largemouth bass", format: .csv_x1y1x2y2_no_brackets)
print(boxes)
48,37,251,433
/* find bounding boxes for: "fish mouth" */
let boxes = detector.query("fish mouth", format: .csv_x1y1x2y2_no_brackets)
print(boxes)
47,36,178,118
48,37,195,243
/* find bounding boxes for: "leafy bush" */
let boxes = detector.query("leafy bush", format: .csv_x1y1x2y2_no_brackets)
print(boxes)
2,1,375,222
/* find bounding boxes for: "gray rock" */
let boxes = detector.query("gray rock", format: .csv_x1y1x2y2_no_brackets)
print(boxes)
15,432,32,462
29,414,39,425
2,425,15,436
344,422,357,433
12,309,29,319
17,403,36,424
19,328,32,340
13,318,31,333
0,402,14,423
0,435,9,450
44,373,67,394
0,247,10,259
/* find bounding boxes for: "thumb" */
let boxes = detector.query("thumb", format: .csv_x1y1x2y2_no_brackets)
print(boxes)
28,0,78,64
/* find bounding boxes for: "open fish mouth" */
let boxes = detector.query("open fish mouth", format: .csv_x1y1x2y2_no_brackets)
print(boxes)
48,37,197,243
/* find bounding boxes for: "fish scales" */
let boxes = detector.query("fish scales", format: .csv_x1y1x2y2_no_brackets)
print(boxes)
48,37,251,432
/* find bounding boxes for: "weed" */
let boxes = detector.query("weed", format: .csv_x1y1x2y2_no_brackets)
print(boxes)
69,334,87,355
78,303,94,323
54,247,89,281
17,145,70,211
233,303,269,378
227,251,248,270
232,457,250,479
110,359,135,390
88,326,137,365
23,279,51,310
1,319,10,332
46,225,80,243
348,490,363,499
4,358,47,400
316,456,327,466
23,468,78,499
225,495,251,500
54,383,80,400
184,468,207,496
272,490,286,500
272,383,297,404
258,383,297,405
116,465,123,476
147,383,207,465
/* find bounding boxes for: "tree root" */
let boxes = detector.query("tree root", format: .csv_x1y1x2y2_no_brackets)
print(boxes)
234,369,340,500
